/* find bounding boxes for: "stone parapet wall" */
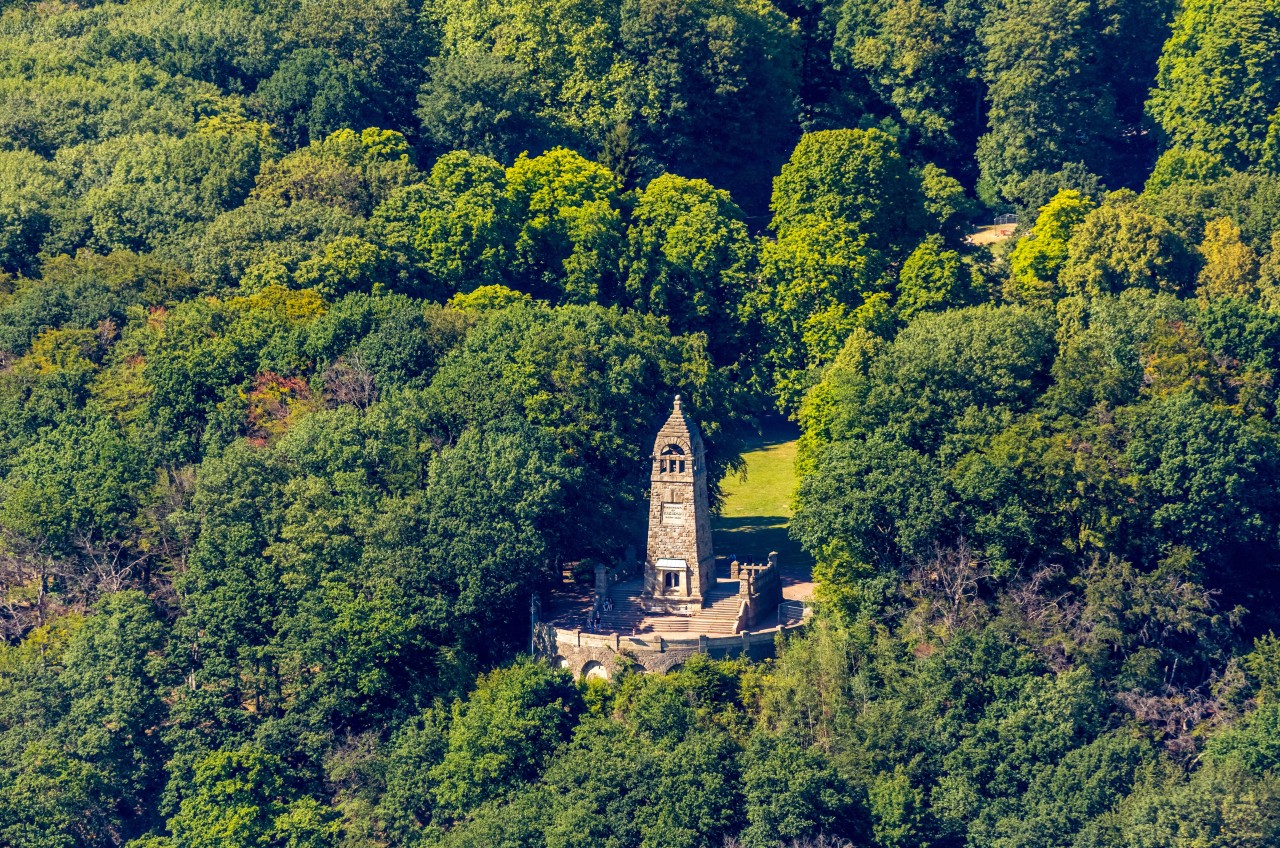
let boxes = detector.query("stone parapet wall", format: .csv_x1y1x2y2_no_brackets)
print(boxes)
729,552,782,628
539,619,806,680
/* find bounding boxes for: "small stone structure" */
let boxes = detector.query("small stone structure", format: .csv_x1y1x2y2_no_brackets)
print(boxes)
643,395,715,613
536,394,810,679
731,553,782,629
537,622,801,680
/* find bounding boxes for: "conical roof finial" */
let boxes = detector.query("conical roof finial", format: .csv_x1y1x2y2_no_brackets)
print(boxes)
673,393,682,413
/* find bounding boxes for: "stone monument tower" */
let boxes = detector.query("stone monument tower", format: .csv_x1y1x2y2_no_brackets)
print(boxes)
643,394,715,613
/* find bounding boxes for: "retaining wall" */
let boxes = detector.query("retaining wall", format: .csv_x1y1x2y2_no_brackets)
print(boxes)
538,619,807,680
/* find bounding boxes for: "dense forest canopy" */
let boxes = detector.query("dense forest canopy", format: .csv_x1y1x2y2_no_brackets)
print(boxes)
3,0,1280,844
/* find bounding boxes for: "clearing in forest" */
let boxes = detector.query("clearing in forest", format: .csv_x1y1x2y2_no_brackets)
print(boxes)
714,417,815,601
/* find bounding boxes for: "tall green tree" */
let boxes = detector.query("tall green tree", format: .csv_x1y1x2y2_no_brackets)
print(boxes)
1148,0,1280,170
624,174,756,364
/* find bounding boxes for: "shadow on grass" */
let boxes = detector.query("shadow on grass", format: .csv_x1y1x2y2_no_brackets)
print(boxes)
743,415,801,452
714,515,809,568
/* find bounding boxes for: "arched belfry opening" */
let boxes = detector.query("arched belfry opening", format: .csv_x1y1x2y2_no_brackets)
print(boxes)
643,394,714,612
659,443,685,474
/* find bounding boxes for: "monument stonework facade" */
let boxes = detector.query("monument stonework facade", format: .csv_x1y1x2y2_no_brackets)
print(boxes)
643,395,715,612
535,391,809,680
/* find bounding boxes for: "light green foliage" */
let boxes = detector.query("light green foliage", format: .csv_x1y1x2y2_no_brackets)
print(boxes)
166,747,340,848
414,150,513,294
770,129,926,255
251,127,416,218
1144,147,1232,194
1197,216,1261,301
504,148,623,303
0,415,154,567
756,219,892,410
292,236,390,299
0,62,222,158
187,199,364,291
868,767,924,847
624,174,755,362
77,119,277,255
1149,0,1280,169
1007,189,1097,305
0,150,65,275
1102,757,1280,848
759,129,929,405
368,183,437,295
1061,194,1198,297
1244,634,1280,701
446,284,534,312
897,235,982,320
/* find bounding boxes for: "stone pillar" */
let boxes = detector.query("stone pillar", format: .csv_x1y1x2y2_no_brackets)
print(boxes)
594,562,609,605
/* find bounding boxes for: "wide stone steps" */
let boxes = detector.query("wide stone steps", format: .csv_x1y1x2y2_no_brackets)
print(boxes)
593,582,744,635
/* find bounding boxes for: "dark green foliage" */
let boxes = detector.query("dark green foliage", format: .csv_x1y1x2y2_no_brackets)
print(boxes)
4,0,1280,845
430,661,582,818
423,302,749,547
252,49,378,148
414,0,800,210
741,734,862,846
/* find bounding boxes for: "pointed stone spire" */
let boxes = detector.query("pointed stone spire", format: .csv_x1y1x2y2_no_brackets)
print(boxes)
644,391,714,612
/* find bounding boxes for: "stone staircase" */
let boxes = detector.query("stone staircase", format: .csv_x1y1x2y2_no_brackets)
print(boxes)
598,581,648,633
686,579,744,634
596,578,744,636
778,599,809,626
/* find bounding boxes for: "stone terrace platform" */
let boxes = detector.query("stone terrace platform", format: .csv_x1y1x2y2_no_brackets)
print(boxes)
544,555,811,639
538,559,811,680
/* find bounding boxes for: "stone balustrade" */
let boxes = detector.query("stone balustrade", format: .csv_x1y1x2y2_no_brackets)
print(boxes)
728,551,781,628
541,616,808,679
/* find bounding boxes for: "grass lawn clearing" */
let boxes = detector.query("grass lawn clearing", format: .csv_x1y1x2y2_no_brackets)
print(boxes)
714,417,812,578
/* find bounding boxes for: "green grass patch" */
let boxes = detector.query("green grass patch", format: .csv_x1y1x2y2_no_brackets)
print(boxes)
713,418,811,568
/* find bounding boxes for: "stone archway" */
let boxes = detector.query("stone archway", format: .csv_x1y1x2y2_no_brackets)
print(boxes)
553,655,569,669
581,660,609,681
